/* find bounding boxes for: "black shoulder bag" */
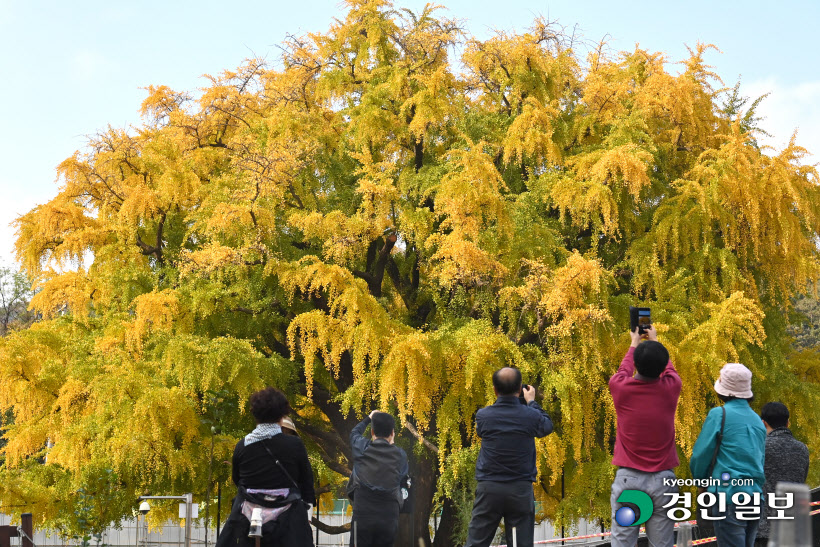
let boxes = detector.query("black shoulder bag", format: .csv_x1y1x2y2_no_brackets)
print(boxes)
706,407,727,485
259,440,308,508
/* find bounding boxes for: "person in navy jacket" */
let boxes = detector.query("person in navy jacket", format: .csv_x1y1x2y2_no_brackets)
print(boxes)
465,367,554,547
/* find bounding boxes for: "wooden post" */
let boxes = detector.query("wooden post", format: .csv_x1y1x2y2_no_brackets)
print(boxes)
0,525,19,547
21,514,33,547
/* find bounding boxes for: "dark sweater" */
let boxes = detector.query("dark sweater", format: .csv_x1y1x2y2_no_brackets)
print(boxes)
757,427,809,538
231,434,316,505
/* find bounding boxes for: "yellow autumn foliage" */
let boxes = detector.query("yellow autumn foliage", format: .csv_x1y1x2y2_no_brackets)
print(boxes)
3,1,820,543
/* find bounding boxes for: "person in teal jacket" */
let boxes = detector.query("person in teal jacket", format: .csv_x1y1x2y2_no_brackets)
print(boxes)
690,363,766,547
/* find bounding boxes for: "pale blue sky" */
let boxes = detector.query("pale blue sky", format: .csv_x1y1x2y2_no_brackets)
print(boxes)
2,0,819,267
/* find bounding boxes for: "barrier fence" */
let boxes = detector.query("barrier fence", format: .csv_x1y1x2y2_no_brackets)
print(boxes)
2,499,817,547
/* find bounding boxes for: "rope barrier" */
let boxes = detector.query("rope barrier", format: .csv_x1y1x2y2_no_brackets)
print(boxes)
494,520,700,546
682,506,820,546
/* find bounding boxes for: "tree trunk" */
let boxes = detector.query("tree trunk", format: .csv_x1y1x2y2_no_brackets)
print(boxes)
396,437,436,547
432,497,461,547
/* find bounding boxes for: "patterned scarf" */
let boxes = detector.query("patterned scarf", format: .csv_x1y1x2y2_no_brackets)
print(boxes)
244,423,282,445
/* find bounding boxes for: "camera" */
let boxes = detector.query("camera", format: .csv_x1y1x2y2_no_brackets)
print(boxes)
629,306,651,334
519,384,530,405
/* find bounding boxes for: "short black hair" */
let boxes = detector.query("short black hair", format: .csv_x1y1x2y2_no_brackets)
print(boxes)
249,387,291,424
492,367,522,396
371,412,395,438
761,402,789,429
634,341,669,379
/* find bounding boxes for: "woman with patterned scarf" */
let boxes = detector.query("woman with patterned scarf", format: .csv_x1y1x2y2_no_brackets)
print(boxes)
217,388,316,547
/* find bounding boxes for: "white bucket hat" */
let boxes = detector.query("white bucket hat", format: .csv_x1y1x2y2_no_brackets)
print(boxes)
714,363,753,399
281,416,299,436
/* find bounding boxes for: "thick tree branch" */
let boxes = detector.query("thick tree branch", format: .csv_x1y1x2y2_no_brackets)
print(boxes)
310,517,350,534
403,421,439,454
135,212,167,266
294,419,351,466
368,234,397,297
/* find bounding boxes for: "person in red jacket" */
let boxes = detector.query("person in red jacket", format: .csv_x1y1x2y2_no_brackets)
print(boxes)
609,325,681,547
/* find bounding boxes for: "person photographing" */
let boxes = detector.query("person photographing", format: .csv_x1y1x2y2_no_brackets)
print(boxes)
464,367,554,547
609,324,681,547
347,411,409,547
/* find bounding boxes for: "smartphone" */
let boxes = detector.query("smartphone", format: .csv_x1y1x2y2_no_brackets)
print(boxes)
629,306,651,334
519,384,530,405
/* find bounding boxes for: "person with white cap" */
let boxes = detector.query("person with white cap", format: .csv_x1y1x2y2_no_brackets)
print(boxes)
690,363,766,547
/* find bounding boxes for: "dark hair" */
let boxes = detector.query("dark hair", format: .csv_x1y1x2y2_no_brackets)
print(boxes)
761,402,789,428
249,387,291,424
633,341,669,379
371,412,395,438
492,367,522,396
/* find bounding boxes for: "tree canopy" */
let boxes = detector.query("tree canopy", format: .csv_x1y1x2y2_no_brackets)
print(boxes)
3,1,820,544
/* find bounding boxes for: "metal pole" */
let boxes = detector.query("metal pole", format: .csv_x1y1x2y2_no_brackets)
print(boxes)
770,482,811,547
677,522,693,547
315,494,319,547
216,483,221,540
184,493,193,547
560,470,565,545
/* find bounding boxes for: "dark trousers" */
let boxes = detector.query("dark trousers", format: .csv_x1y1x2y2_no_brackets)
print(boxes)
349,516,399,547
465,481,535,547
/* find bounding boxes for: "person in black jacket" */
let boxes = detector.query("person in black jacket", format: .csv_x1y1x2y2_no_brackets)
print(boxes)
347,411,409,547
217,387,315,547
465,367,554,547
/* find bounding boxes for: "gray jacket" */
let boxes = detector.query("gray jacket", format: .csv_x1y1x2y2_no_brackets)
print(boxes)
758,427,809,538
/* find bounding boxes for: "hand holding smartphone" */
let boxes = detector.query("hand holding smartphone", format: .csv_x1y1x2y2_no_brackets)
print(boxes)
629,306,651,335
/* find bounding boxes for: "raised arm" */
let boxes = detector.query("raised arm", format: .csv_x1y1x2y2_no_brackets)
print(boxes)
527,400,554,437
350,413,373,461
522,385,553,437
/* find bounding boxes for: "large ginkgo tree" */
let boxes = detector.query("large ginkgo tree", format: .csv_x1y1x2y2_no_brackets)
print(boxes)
3,1,820,544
